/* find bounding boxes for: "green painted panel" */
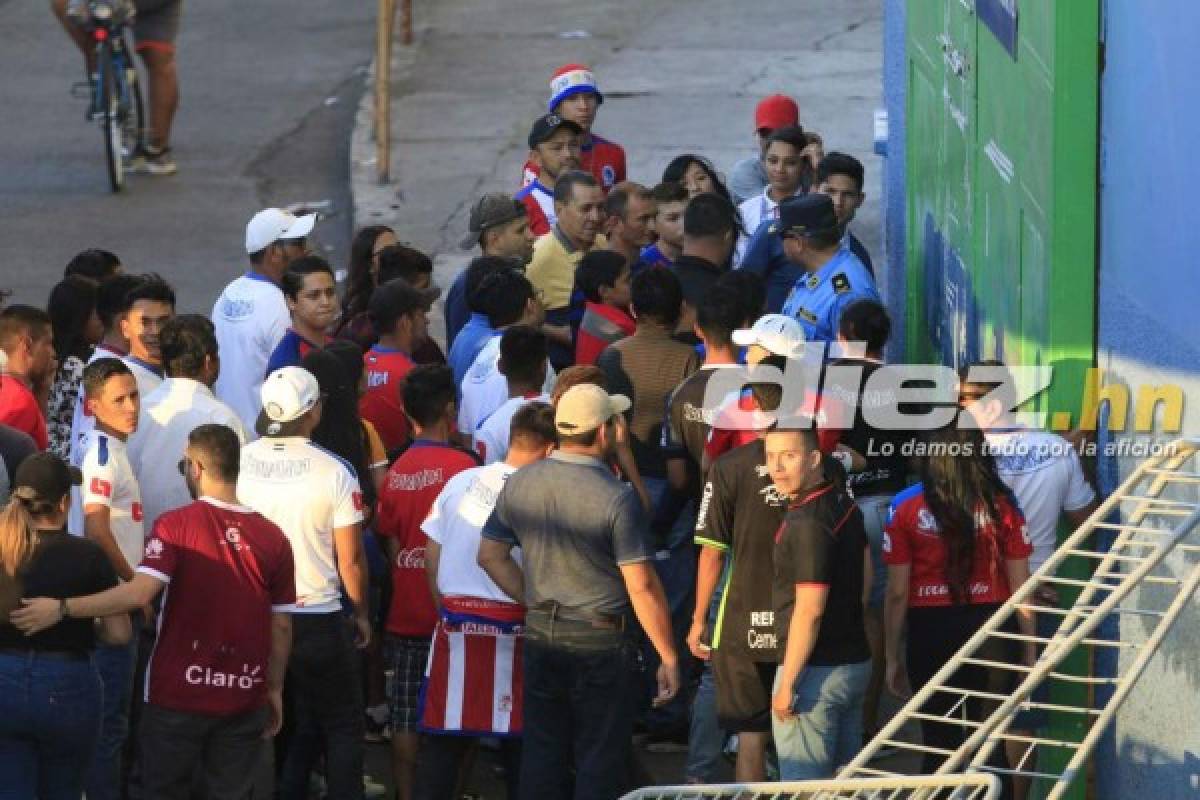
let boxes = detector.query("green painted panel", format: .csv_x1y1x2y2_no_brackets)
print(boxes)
905,2,1100,796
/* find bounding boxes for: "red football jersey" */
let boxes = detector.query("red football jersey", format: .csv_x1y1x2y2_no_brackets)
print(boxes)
375,440,481,637
515,181,553,236
521,132,626,192
360,346,415,454
138,498,296,716
884,490,1032,608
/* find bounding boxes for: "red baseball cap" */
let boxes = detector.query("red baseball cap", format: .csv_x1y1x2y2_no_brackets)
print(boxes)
754,94,799,133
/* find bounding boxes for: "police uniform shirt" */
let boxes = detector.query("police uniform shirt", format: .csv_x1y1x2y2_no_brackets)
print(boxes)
780,248,879,343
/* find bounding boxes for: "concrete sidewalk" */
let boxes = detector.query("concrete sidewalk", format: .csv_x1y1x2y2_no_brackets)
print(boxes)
351,0,885,350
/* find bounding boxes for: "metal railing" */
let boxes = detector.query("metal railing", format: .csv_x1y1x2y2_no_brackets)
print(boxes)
373,0,413,183
619,773,1001,800
838,438,1200,800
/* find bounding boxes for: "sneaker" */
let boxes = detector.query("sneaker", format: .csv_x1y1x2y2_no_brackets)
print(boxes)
364,703,389,743
131,145,177,176
363,775,388,799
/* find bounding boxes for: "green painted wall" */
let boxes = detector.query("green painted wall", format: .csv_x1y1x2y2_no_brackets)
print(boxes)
904,2,1100,797
905,0,1097,425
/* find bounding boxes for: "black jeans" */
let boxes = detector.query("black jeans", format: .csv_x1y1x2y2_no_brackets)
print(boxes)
278,612,364,800
140,703,268,800
906,604,1000,773
414,736,521,800
519,626,640,800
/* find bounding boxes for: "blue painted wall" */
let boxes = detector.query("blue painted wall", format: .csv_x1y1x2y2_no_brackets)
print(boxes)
1095,0,1200,796
881,0,1200,794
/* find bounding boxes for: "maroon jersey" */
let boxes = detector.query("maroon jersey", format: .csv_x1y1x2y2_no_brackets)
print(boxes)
138,497,296,716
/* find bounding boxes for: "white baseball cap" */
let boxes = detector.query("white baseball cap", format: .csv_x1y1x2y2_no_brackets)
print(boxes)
261,367,320,425
555,384,630,435
732,314,806,358
245,208,317,254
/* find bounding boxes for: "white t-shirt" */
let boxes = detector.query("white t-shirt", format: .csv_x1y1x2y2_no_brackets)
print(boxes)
421,462,522,602
985,429,1097,572
74,429,144,573
457,335,555,436
236,436,364,613
211,272,291,432
123,356,164,403
127,377,248,530
734,187,800,265
472,393,550,465
68,343,127,469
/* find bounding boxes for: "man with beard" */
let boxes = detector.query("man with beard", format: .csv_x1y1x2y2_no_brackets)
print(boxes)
12,424,295,799
516,114,583,236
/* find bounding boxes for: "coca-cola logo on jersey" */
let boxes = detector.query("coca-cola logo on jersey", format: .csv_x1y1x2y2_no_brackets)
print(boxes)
396,546,426,570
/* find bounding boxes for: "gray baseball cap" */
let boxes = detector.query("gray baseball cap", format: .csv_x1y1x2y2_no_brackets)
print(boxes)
460,194,527,249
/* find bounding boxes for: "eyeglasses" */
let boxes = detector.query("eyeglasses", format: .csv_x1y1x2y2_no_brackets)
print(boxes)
279,237,307,251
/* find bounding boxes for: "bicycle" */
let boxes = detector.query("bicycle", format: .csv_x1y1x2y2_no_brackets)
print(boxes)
71,0,145,192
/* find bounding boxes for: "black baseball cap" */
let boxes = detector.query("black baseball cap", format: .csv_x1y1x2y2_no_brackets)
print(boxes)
527,113,583,149
459,194,527,249
12,453,82,507
773,194,840,238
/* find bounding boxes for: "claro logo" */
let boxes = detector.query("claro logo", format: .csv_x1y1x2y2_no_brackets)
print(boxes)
185,663,263,690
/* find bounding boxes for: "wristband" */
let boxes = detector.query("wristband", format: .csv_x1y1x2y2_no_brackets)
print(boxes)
60,597,70,619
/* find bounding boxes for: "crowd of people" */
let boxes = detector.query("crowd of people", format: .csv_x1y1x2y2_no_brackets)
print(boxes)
0,62,1101,800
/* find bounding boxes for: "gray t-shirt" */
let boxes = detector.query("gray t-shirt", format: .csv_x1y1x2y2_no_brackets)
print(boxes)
729,156,768,206
482,451,653,616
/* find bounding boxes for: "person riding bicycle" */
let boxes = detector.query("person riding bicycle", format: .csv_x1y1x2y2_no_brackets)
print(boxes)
51,0,182,176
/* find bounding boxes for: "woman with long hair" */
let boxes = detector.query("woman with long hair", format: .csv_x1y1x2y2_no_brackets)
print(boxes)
300,347,380,510
45,275,104,460
302,342,394,743
340,225,398,337
0,453,131,798
882,425,1036,772
662,153,734,204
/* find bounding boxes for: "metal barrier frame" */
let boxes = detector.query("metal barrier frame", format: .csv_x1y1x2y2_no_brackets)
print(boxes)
619,772,1001,799
839,438,1200,800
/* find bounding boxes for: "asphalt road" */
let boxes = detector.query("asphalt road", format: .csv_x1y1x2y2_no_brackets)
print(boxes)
0,0,376,313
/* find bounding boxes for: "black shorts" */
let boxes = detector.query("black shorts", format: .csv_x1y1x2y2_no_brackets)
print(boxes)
133,0,182,47
712,647,776,733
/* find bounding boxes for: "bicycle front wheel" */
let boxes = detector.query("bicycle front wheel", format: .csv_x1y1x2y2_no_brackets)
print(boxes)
97,42,124,193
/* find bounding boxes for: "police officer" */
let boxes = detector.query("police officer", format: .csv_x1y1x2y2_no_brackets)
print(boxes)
776,194,879,343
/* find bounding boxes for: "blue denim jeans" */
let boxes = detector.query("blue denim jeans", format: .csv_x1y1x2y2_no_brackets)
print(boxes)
684,664,722,782
0,651,103,800
519,630,640,800
87,637,137,800
855,494,892,610
640,478,698,733
772,659,871,780
685,557,730,782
